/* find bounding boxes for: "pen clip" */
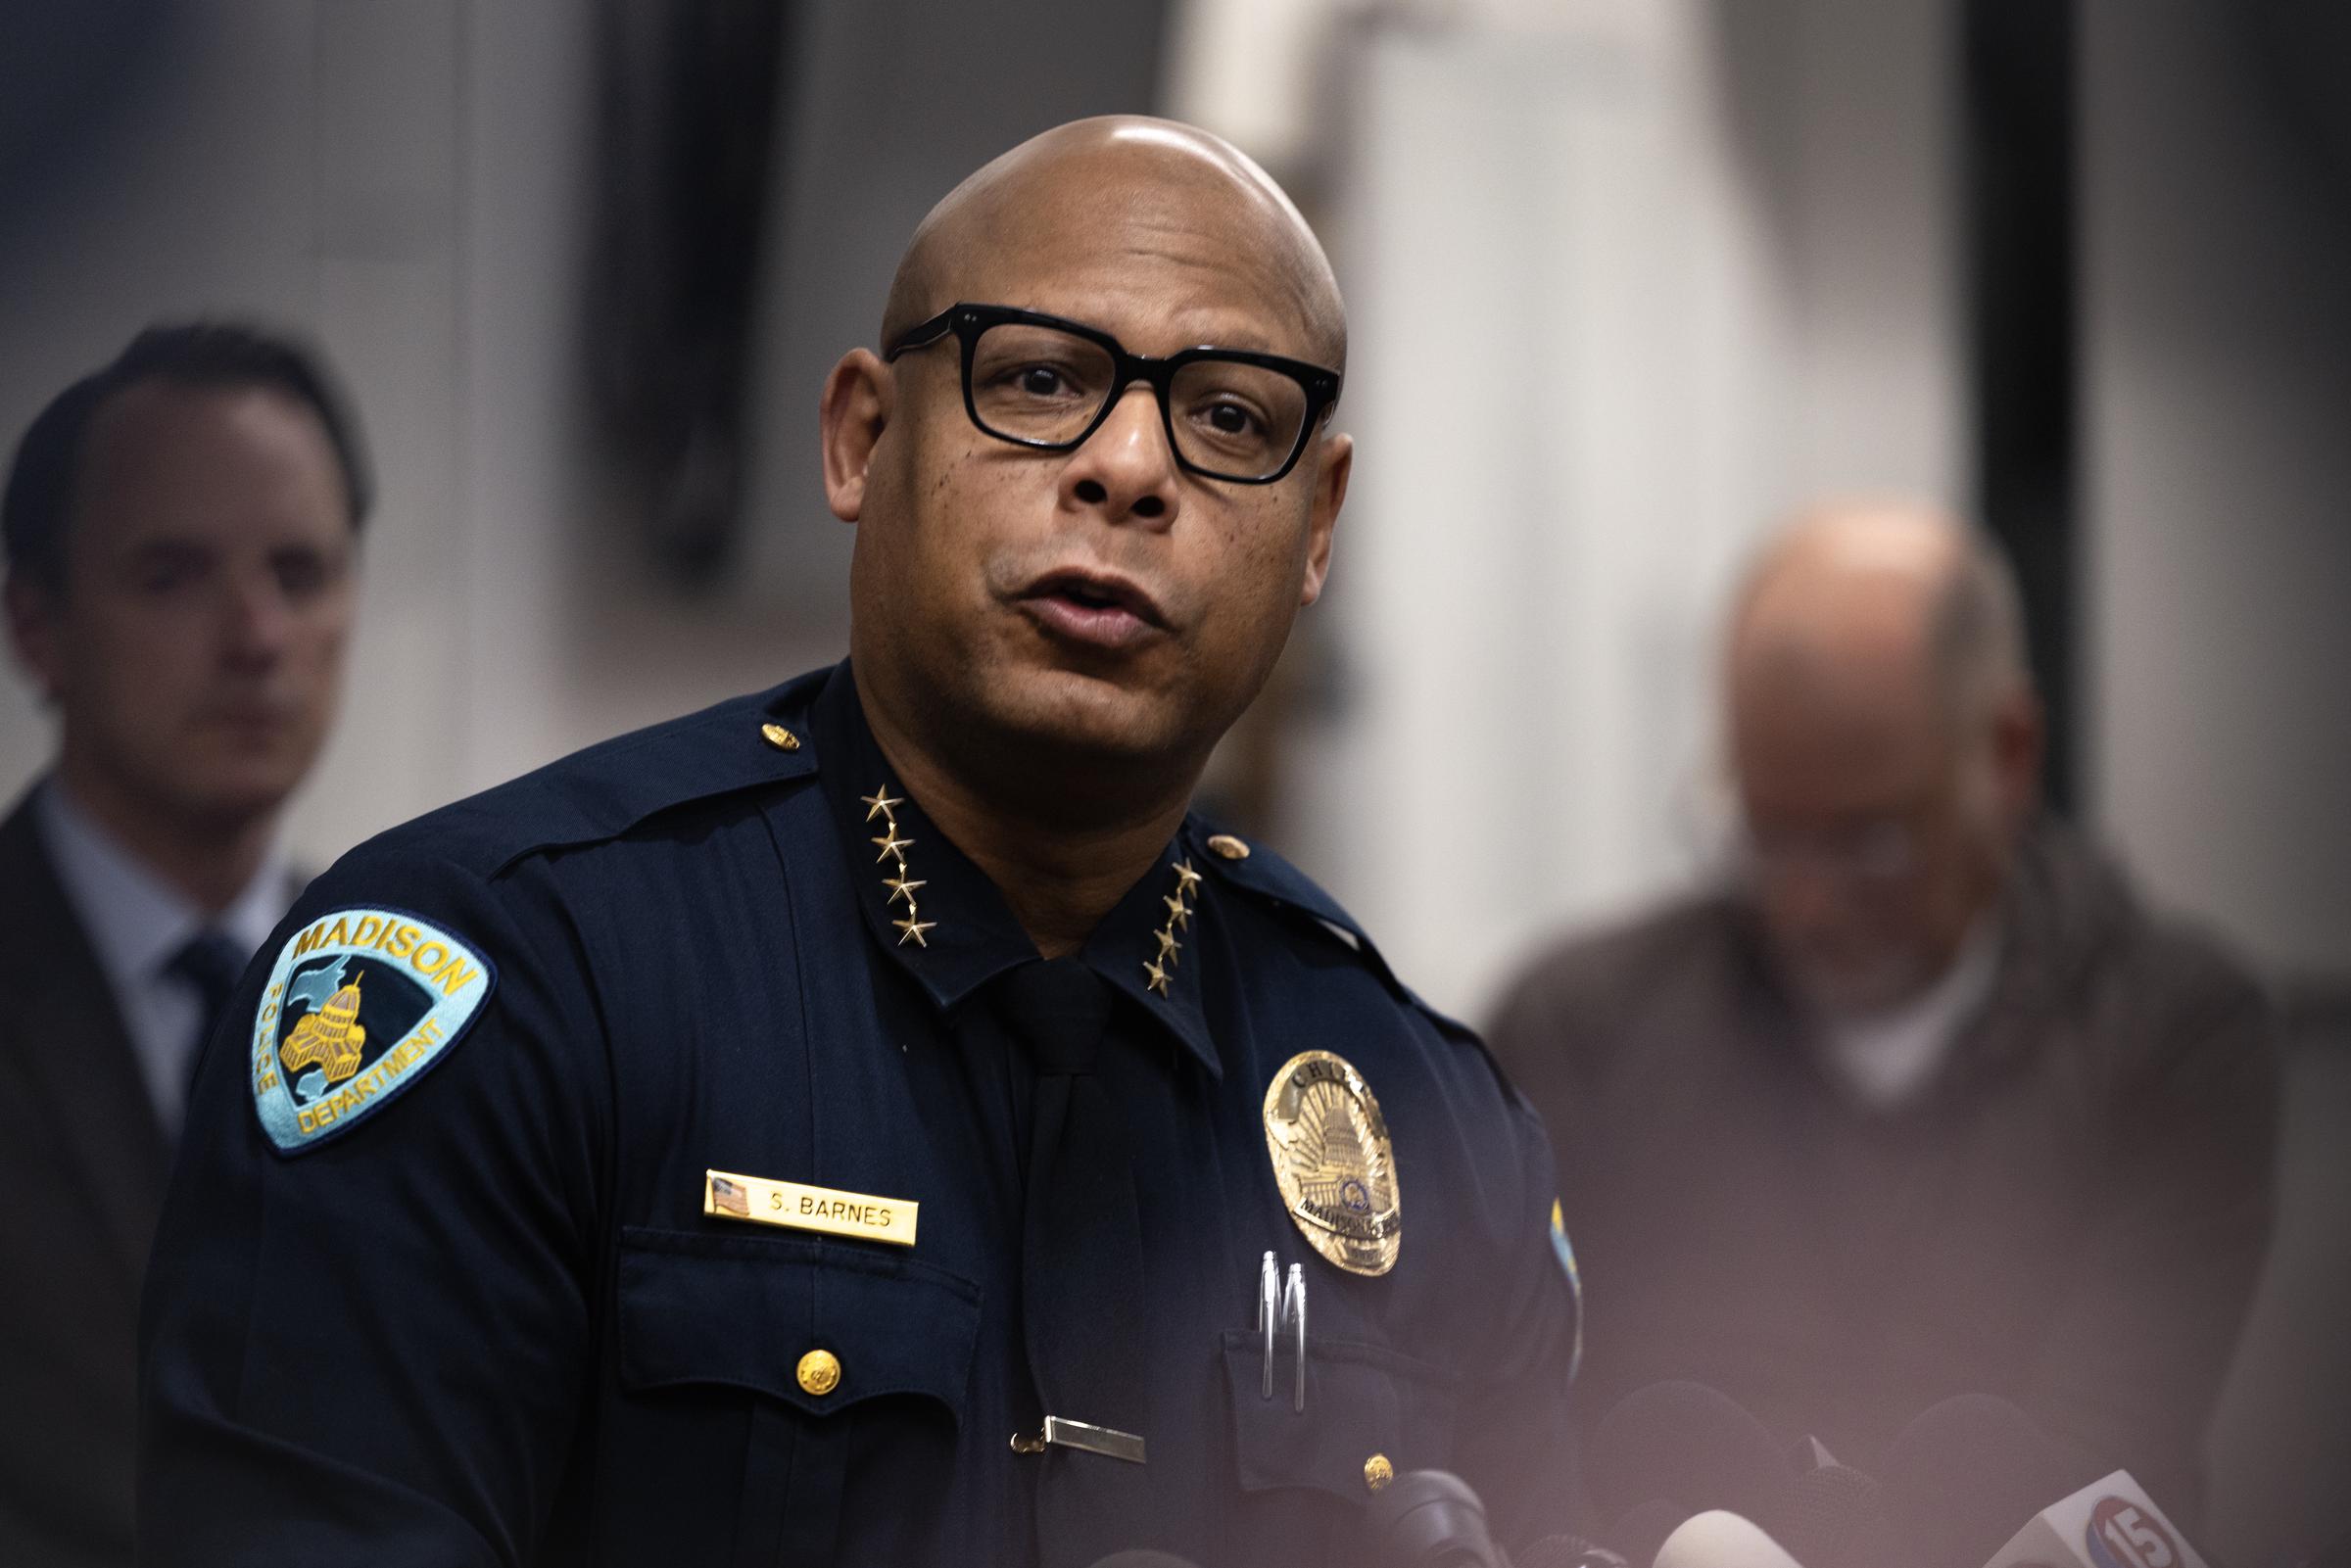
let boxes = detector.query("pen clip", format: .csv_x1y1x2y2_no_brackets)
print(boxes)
1257,1250,1278,1400
1281,1262,1307,1413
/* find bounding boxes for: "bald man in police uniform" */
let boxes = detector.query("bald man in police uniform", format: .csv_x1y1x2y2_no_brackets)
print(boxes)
140,119,1580,1567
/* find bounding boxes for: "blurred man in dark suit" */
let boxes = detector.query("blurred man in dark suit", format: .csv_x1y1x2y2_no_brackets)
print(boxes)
0,323,368,1567
1488,501,2279,1524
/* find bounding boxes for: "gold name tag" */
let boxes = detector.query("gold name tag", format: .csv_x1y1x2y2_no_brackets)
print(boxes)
703,1169,919,1248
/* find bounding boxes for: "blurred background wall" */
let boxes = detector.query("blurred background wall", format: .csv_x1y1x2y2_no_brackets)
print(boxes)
6,0,2340,1016
0,5,2344,1557
0,2,604,868
2081,3,2351,1000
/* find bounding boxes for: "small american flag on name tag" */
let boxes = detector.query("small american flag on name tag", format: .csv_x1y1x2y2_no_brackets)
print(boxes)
709,1174,750,1217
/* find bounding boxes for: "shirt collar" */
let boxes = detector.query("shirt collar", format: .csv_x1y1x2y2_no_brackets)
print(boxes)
1818,913,2004,1109
805,662,1222,1078
33,776,291,988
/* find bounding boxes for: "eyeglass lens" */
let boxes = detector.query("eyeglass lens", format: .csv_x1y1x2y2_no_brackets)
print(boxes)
966,321,1311,480
1743,820,1921,884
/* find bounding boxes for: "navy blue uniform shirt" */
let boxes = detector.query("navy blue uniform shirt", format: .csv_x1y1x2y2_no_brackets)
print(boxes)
140,663,1578,1566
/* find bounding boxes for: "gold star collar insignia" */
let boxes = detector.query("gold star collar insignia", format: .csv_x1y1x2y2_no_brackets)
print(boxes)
1142,858,1200,998
860,785,937,946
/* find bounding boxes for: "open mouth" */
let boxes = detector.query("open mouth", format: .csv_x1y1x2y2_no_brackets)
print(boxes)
1017,567,1169,650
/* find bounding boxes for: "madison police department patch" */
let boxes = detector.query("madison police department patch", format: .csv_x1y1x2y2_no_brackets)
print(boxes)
249,908,494,1154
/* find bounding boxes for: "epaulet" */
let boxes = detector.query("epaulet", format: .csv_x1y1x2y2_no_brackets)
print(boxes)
1181,819,1475,1039
365,668,829,879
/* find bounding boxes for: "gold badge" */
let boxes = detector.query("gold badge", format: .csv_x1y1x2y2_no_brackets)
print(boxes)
1262,1051,1401,1276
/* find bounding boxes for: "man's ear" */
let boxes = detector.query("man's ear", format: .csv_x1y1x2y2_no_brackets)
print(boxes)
3,573,66,707
820,349,893,524
1989,685,2045,832
1297,430,1351,607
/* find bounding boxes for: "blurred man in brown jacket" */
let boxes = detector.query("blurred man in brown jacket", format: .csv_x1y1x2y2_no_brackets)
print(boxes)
1488,502,2278,1526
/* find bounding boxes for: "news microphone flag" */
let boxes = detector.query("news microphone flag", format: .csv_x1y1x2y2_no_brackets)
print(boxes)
1979,1471,2207,1568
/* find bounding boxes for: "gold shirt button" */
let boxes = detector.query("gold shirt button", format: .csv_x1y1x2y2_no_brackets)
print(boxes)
1365,1452,1395,1493
1206,832,1250,860
761,723,801,752
796,1348,840,1397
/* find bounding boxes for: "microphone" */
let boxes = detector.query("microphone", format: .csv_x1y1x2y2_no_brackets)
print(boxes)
1882,1395,2104,1568
1364,1469,1512,1566
1652,1511,1807,1568
1609,1498,1699,1568
1517,1536,1631,1568
1778,1444,1902,1568
1589,1383,1794,1531
1976,1470,2209,1568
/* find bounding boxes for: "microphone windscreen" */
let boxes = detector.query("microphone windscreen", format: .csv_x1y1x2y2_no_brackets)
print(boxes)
1609,1498,1696,1568
1590,1382,1794,1526
1883,1395,2098,1568
1652,1510,1806,1568
1364,1469,1504,1567
1775,1462,1903,1568
1516,1535,1632,1568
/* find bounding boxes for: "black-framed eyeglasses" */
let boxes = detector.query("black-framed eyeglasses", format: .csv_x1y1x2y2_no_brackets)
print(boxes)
884,302,1342,485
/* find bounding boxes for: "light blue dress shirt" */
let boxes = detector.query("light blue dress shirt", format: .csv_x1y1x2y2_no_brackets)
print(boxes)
33,778,292,1141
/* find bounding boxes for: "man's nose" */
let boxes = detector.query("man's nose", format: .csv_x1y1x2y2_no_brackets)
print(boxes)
1763,858,1850,939
219,571,294,664
1059,382,1181,528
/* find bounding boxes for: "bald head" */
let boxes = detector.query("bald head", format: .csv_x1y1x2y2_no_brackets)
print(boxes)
882,116,1346,370
1730,500,2030,732
1723,500,2042,1018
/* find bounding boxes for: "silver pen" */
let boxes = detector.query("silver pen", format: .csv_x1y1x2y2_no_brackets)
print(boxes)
1257,1251,1278,1400
1281,1262,1307,1413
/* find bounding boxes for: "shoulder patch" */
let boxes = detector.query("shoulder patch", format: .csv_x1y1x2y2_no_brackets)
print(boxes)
248,908,496,1155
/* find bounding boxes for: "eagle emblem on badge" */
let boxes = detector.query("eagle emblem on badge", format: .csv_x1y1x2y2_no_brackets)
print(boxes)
1262,1050,1402,1276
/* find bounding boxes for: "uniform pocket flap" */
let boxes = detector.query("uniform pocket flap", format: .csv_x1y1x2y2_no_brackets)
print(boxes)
1220,1330,1460,1501
617,1225,982,1422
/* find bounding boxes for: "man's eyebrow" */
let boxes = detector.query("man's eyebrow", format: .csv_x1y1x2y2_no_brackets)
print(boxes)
117,536,216,565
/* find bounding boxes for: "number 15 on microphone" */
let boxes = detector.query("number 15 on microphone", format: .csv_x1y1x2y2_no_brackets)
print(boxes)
1982,1471,2209,1568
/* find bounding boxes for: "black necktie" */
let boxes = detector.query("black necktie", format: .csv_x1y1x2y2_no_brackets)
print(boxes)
993,957,1152,1558
167,928,247,1122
